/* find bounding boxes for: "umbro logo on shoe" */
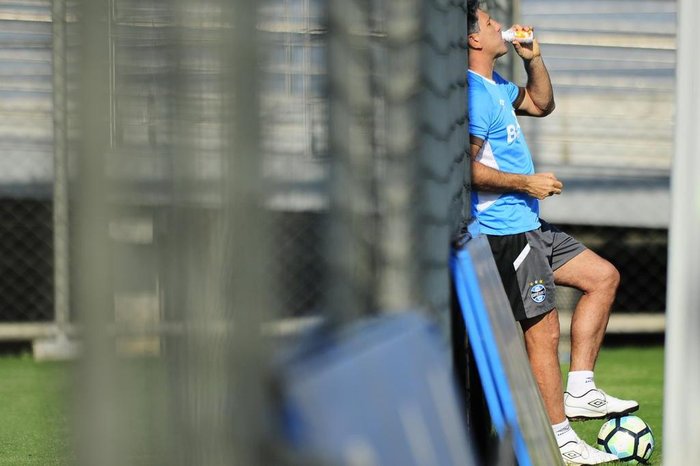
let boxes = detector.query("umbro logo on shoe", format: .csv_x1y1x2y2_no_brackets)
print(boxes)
588,398,606,408
563,451,582,460
559,439,618,465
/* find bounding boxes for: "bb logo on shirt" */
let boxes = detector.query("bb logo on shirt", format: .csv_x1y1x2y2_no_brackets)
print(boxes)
506,110,521,144
529,283,547,303
507,124,519,143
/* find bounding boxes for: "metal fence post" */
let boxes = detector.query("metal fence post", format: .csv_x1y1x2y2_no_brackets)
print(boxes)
52,0,70,342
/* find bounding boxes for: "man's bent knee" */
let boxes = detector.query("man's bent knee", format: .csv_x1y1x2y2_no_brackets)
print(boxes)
596,261,620,294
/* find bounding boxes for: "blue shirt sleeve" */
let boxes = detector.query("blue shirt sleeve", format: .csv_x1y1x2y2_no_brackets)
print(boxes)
493,72,520,106
468,83,494,140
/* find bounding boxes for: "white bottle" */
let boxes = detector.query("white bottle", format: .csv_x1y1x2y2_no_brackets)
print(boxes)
502,28,534,43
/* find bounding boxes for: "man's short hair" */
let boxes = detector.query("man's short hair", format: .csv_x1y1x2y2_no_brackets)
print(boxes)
467,0,480,35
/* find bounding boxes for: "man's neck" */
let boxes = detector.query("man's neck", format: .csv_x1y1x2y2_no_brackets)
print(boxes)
468,64,495,80
468,55,496,80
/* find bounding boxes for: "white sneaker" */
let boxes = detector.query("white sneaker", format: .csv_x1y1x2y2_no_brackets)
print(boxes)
559,438,619,465
564,388,639,420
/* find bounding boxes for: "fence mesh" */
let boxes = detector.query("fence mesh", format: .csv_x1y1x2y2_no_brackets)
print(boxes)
0,0,672,331
259,0,328,319
0,0,677,462
67,0,468,463
0,2,55,322
259,0,469,325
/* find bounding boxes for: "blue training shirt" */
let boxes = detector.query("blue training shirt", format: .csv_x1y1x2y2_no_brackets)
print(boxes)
468,70,541,236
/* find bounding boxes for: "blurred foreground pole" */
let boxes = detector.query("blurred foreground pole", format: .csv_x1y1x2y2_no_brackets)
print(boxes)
219,0,271,462
74,0,122,464
377,0,421,313
165,0,271,464
74,0,271,463
419,0,469,330
664,0,700,463
326,0,376,324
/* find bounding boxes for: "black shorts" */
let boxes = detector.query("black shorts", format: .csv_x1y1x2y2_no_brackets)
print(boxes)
486,220,586,321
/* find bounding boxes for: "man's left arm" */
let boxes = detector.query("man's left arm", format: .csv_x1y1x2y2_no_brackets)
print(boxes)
509,26,555,117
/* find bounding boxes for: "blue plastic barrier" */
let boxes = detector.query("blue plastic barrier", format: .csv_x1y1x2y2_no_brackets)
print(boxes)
280,312,477,465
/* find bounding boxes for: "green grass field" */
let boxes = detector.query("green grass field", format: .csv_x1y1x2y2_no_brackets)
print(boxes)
0,345,664,465
0,355,71,465
562,345,664,465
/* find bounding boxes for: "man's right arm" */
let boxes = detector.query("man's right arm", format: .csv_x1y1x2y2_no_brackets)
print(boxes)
470,137,563,200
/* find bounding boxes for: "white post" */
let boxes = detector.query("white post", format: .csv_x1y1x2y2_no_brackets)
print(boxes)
52,0,69,334
663,0,700,464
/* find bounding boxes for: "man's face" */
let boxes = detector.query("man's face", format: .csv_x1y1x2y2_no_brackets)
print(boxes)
474,9,508,58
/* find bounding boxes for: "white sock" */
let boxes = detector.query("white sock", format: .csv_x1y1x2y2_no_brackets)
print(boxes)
552,419,578,447
566,370,596,396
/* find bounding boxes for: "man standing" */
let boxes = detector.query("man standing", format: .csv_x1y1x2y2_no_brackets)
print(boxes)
466,2,638,464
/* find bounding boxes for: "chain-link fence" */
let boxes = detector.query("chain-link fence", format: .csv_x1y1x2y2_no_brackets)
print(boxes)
0,0,670,339
259,0,328,319
65,0,469,464
0,1,673,330
0,0,675,461
259,0,469,328
0,3,55,324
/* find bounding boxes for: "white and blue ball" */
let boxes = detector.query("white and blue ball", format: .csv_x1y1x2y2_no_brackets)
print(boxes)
596,415,654,464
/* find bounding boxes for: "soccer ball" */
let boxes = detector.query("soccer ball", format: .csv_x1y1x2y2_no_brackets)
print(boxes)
596,415,654,464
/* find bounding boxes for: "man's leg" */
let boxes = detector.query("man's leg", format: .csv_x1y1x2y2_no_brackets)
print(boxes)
553,249,619,371
521,308,619,464
521,309,565,423
489,228,619,463
554,248,638,421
